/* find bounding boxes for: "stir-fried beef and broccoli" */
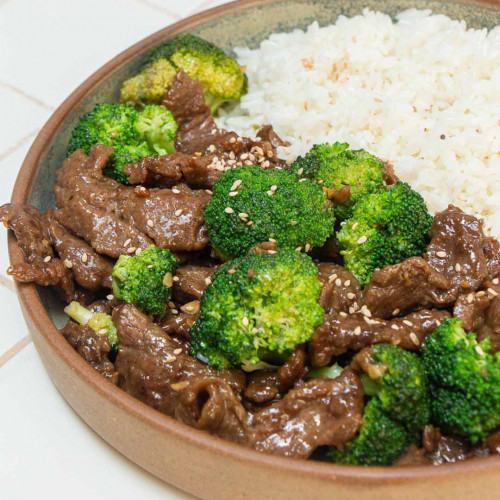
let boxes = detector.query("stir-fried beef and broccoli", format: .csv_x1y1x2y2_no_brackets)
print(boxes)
2,33,499,467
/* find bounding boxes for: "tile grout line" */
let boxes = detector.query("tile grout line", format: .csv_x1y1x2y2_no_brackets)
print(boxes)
0,128,39,162
133,0,183,19
188,0,224,15
0,334,32,368
0,274,16,293
0,81,55,111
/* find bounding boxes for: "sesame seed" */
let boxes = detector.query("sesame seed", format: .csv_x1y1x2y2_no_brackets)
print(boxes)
240,153,248,160
173,276,179,282
492,278,499,285
297,168,304,176
229,191,238,197
476,291,486,297
354,326,362,336
239,213,249,220
270,184,277,192
147,264,154,269
173,348,183,355
352,222,359,230
43,256,51,263
163,272,173,288
170,309,179,315
205,189,213,195
295,246,302,252
410,333,419,346
488,288,498,296
147,219,154,228
467,293,474,303
135,248,142,256
268,250,277,254
127,247,136,254
347,293,356,300
165,356,177,363
305,243,311,252
168,302,176,309
170,380,189,392
268,238,276,243
344,280,351,287
208,145,216,153
361,306,372,318
475,345,485,356
247,221,254,226
455,263,461,272
436,251,447,258
172,188,181,194
81,252,88,263
175,209,183,216
391,324,399,330
339,312,348,318
290,221,298,226
230,179,242,191
227,269,236,275
64,259,73,268
242,317,249,326
349,307,355,314
266,190,274,196
98,328,108,335
298,178,307,182
124,239,132,247
392,309,400,316
204,277,212,285
328,273,338,283
181,301,200,314
403,320,413,327
224,207,234,214
229,137,236,144
357,235,367,245
335,278,342,286
106,294,114,300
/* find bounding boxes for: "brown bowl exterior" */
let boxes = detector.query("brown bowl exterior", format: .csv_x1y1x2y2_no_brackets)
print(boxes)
8,0,500,498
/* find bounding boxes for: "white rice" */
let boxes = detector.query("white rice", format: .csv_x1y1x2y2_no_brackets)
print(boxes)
217,9,500,235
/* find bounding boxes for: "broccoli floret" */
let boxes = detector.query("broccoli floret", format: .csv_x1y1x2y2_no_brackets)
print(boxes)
64,301,118,353
328,344,430,465
121,33,247,113
421,318,500,443
111,244,178,315
290,143,385,220
190,250,325,370
337,181,433,286
204,165,335,260
67,102,177,184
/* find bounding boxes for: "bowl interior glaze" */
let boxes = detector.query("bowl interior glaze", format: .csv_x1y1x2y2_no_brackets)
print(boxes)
11,1,500,499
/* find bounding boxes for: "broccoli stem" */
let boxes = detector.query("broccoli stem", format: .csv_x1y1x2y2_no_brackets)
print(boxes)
64,301,94,326
360,373,381,397
306,364,343,379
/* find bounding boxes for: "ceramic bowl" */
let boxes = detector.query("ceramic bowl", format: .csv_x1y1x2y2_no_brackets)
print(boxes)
8,0,500,498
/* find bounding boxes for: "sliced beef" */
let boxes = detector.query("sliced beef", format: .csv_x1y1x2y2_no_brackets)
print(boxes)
483,237,500,280
0,203,75,300
425,205,489,296
61,321,118,384
316,263,361,315
244,345,306,405
422,425,468,465
256,124,290,149
310,309,450,366
123,153,222,189
163,71,285,168
113,304,247,442
172,265,214,303
382,162,399,185
54,198,152,258
247,368,363,459
362,257,450,318
118,185,211,252
160,310,197,339
453,291,493,332
477,291,500,353
47,211,113,290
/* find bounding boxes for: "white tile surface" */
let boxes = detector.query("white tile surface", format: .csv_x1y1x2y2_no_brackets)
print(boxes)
0,1,231,498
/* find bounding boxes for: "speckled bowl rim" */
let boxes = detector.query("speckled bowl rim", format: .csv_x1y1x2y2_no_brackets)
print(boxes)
8,0,500,486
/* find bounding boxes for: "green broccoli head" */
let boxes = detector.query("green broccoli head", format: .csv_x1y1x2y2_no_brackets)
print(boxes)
121,33,247,113
337,181,433,286
67,102,177,184
290,143,385,220
204,165,336,260
421,318,500,443
190,250,325,370
64,301,118,353
328,398,413,465
328,344,430,465
111,244,178,315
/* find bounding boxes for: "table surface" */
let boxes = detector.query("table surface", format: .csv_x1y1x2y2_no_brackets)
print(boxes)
0,1,231,498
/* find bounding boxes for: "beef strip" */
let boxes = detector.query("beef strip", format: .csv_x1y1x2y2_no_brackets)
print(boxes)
382,162,399,185
172,265,214,303
453,292,493,332
163,71,285,168
316,263,361,315
55,145,210,253
310,309,450,366
422,425,468,465
244,346,306,405
113,304,247,442
61,321,118,384
46,211,113,290
483,237,500,280
160,311,197,339
425,205,489,297
0,203,75,300
122,153,222,189
247,368,364,459
362,257,450,318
